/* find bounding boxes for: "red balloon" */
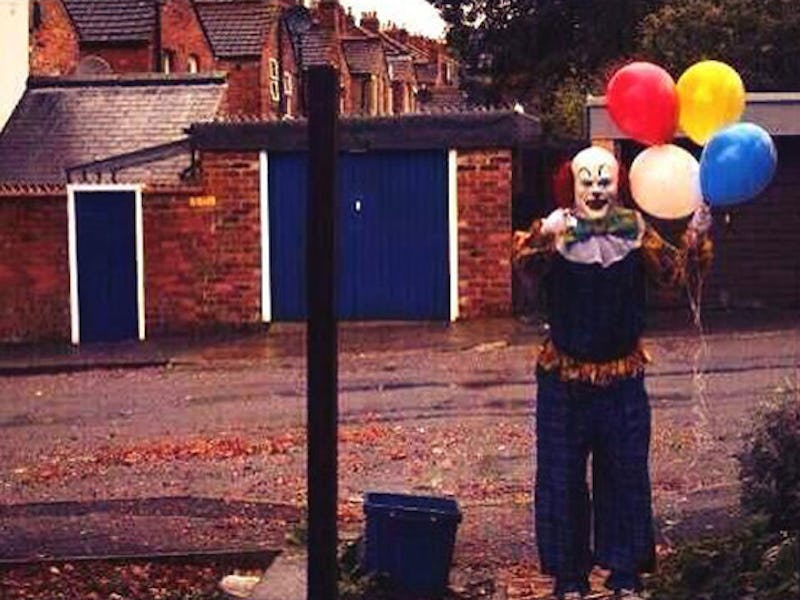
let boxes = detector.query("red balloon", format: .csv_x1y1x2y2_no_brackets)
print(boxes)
607,62,678,146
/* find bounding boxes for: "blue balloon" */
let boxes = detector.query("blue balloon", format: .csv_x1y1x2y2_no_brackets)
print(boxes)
700,123,778,206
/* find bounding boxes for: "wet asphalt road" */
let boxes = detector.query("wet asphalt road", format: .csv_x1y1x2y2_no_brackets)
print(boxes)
0,319,798,565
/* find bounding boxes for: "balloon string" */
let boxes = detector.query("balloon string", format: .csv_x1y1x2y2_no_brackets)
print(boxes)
686,264,713,453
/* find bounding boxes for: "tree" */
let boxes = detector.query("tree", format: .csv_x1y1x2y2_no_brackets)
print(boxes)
429,0,664,136
638,0,800,91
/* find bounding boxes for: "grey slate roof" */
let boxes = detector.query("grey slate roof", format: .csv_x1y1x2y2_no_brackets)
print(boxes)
387,56,415,83
0,74,226,185
62,0,156,43
194,0,280,58
300,26,339,68
418,87,472,112
341,38,385,75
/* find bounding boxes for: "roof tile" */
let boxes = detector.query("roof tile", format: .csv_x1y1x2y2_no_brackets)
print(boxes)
0,75,226,185
300,26,339,68
63,0,156,43
194,0,280,58
341,38,384,75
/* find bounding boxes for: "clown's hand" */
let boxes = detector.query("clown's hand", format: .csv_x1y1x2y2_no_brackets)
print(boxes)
686,203,712,248
541,208,574,237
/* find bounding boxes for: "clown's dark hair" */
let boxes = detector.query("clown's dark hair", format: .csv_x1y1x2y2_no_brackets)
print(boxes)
552,157,633,210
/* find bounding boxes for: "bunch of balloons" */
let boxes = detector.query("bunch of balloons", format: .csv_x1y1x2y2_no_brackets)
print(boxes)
606,60,778,219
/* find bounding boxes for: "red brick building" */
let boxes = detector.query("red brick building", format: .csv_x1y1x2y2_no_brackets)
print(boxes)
28,0,466,119
0,96,539,343
29,0,300,119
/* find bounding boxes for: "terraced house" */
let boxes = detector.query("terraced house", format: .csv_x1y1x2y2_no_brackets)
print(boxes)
27,0,465,118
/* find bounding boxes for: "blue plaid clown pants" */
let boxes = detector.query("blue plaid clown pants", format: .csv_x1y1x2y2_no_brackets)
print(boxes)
535,368,656,596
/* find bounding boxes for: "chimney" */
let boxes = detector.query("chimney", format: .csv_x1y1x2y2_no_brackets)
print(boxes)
318,0,341,32
361,11,379,34
394,28,409,45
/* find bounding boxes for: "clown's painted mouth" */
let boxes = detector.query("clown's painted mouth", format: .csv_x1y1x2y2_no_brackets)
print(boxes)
586,198,608,211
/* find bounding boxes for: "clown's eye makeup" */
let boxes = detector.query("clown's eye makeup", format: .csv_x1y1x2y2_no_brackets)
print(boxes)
598,177,611,188
580,178,593,187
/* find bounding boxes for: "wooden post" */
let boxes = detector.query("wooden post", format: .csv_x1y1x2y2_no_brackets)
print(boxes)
306,65,339,600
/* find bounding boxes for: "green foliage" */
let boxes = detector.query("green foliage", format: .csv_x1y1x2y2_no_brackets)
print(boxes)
739,387,800,533
284,519,308,547
337,538,396,600
545,76,595,139
650,390,800,599
638,0,800,91
427,0,800,137
648,520,799,600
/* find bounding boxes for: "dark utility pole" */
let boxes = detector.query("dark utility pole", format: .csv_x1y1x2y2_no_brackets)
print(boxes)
306,65,340,600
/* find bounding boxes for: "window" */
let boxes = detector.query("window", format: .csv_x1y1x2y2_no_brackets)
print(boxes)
161,50,175,74
268,58,280,104
285,93,293,118
283,72,294,117
187,54,200,74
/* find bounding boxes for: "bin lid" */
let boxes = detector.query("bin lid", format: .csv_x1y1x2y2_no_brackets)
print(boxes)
364,492,462,521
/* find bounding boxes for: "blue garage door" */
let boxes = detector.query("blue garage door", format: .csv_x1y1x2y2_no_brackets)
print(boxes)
75,190,139,343
269,150,450,320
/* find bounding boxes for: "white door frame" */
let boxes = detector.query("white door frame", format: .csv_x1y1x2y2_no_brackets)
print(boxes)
259,151,273,323
66,183,145,345
448,149,460,322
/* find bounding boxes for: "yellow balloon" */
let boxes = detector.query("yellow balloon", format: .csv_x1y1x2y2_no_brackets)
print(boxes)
677,60,746,145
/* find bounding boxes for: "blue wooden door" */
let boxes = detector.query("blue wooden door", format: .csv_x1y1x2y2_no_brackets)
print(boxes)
269,150,450,320
75,191,138,343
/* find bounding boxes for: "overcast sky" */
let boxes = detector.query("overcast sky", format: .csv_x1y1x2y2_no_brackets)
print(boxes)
339,0,446,38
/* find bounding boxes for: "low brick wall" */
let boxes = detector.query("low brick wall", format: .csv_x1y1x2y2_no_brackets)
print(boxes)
457,149,513,318
0,193,70,342
0,145,516,343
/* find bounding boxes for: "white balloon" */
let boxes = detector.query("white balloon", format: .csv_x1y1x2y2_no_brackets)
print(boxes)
630,144,702,219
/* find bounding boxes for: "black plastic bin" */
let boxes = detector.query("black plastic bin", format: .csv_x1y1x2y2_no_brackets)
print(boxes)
363,492,462,597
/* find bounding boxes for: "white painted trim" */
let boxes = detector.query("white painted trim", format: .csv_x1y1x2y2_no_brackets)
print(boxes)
66,189,80,345
66,184,145,344
134,187,145,341
259,151,273,323
448,149,459,322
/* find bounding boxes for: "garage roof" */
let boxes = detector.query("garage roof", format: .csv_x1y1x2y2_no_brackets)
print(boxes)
190,109,541,152
587,93,800,139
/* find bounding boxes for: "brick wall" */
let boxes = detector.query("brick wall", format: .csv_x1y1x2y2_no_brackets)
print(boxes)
144,185,259,334
193,152,263,325
260,22,300,118
457,149,513,318
0,195,70,342
86,44,154,73
30,0,79,75
218,60,261,117
161,0,214,74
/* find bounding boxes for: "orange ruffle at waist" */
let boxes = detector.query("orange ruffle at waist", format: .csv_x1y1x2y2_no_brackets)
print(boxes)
536,338,651,386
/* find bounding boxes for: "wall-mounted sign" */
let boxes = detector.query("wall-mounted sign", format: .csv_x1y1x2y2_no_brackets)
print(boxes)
189,195,216,208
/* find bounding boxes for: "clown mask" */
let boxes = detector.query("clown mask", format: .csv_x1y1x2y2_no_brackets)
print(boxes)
571,146,620,220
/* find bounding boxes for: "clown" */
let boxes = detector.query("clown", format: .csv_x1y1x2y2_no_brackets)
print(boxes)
513,146,712,600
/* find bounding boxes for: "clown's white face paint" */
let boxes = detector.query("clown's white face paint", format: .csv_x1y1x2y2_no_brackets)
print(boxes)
571,146,619,220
